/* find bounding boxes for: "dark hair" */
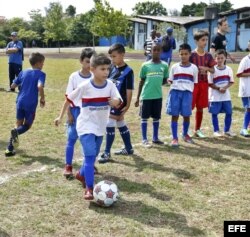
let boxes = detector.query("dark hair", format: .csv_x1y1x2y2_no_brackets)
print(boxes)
80,48,95,61
194,30,209,41
179,43,191,52
108,43,125,54
90,53,111,67
217,17,227,26
29,52,45,66
215,49,227,57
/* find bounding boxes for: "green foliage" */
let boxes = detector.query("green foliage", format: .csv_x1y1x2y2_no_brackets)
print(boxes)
132,1,167,16
6,17,30,32
0,40,6,48
181,0,233,16
43,2,67,51
28,10,45,35
90,1,128,41
65,5,76,17
181,2,207,16
18,29,41,47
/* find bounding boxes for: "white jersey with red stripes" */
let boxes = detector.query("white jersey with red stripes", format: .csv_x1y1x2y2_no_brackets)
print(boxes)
65,71,93,107
169,62,198,92
237,55,250,97
67,79,121,136
208,65,234,102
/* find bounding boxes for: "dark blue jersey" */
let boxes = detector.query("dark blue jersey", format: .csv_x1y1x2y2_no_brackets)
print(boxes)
108,64,134,108
14,69,46,110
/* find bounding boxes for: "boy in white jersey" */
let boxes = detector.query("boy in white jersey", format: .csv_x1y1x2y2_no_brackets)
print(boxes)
208,49,235,137
54,48,95,179
236,40,250,137
166,43,198,147
55,54,121,200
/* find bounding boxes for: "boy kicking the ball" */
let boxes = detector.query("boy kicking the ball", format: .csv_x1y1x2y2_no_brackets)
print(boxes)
55,54,121,200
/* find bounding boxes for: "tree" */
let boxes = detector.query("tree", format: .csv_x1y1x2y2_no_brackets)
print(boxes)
18,29,41,47
65,5,76,17
90,1,128,45
132,1,167,16
212,0,233,12
181,2,207,16
43,2,67,52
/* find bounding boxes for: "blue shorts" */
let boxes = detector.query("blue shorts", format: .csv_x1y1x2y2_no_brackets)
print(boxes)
79,134,103,157
140,98,162,119
241,97,250,109
16,107,36,125
67,107,80,140
209,101,232,114
166,90,192,117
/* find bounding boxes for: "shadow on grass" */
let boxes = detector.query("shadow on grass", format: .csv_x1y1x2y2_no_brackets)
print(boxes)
97,174,171,202
89,200,205,236
10,153,65,167
114,154,195,180
0,227,10,237
156,141,231,163
232,105,244,112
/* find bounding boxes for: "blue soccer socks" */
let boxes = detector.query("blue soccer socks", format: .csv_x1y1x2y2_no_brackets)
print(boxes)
118,125,133,151
104,127,115,154
65,138,77,165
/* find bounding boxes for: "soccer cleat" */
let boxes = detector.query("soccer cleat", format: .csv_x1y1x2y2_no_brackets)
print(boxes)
194,130,206,138
142,140,152,148
152,139,164,145
84,188,94,200
182,134,194,144
240,129,250,137
98,153,111,163
11,128,19,148
114,148,134,155
5,149,16,157
213,131,223,137
75,171,86,188
63,164,73,179
224,131,236,137
171,139,179,147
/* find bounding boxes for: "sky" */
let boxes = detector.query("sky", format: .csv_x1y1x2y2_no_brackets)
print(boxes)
0,0,248,20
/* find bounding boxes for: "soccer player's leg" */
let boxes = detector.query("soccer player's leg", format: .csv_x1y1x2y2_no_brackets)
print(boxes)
152,98,164,145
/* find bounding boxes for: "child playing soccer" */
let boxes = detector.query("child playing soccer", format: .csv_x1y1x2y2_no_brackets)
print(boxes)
54,48,95,178
190,30,216,138
55,54,121,200
236,40,250,137
98,43,134,163
135,42,168,147
5,52,46,156
208,49,235,137
166,43,198,146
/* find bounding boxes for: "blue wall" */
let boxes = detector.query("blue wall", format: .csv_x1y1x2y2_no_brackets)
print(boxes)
99,36,127,46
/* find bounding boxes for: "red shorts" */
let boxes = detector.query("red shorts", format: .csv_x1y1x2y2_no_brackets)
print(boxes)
192,82,209,109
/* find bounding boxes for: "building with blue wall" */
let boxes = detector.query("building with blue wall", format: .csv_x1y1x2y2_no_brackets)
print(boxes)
131,6,250,52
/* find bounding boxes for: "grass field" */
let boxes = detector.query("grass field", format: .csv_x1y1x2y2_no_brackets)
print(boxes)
0,55,249,237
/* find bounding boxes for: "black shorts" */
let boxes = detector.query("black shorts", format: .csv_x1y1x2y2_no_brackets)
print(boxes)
140,98,162,119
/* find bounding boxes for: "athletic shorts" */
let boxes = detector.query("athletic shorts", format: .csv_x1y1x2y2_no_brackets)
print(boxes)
67,107,80,140
140,98,162,119
241,97,250,109
16,107,36,126
166,89,192,117
192,82,209,109
209,101,232,114
79,134,103,157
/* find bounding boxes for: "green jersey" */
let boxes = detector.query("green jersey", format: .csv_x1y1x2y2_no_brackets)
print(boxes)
139,60,168,100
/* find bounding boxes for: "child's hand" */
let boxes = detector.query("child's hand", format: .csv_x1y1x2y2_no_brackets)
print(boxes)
134,99,139,107
167,79,172,85
120,106,129,115
199,66,208,75
109,98,120,107
54,117,61,126
40,99,45,108
219,88,226,94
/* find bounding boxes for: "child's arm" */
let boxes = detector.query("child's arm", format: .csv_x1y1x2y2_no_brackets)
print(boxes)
54,99,70,126
38,84,45,107
199,66,215,74
134,79,145,107
10,83,18,89
109,98,121,107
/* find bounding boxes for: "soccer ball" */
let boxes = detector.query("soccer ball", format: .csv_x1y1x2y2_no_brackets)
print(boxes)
93,180,119,207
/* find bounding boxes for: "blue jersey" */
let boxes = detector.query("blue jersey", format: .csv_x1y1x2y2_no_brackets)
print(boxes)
108,64,134,108
14,69,46,110
6,40,23,65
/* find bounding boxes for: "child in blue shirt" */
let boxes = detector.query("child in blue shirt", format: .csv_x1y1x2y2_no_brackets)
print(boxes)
5,52,46,156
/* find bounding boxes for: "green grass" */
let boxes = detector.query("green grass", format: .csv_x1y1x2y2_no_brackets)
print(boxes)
0,55,249,237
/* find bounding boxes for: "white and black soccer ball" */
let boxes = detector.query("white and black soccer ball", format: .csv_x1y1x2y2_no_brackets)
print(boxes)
93,180,119,207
